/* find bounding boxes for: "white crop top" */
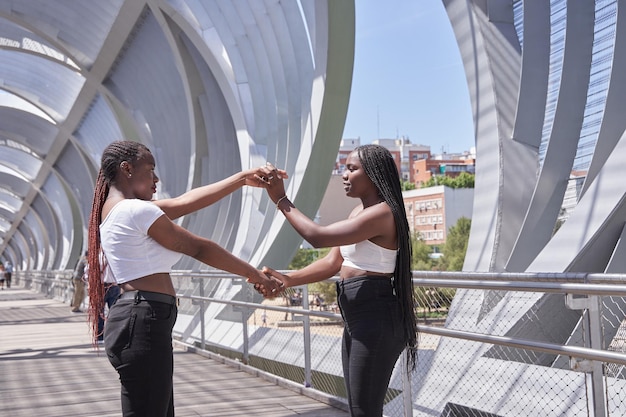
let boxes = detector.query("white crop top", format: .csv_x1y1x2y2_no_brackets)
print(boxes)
100,199,182,284
340,239,397,274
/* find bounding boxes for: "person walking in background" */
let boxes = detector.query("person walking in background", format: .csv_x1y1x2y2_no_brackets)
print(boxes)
4,261,12,288
259,144,418,417
71,251,88,312
87,140,283,417
0,263,5,290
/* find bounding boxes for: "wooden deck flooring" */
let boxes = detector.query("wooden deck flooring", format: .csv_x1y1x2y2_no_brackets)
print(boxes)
0,287,349,417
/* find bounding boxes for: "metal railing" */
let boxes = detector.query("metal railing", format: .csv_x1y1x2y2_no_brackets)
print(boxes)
13,270,626,416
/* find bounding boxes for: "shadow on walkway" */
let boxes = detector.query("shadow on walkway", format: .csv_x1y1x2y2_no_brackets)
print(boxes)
0,287,348,417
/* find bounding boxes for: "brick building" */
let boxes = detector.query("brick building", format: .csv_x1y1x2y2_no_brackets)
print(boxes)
412,156,475,188
403,185,473,247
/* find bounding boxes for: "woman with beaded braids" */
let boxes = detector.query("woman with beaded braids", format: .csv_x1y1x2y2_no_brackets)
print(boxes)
259,144,417,417
87,140,282,417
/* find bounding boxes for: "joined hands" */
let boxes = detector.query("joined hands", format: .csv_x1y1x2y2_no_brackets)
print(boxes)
250,266,289,298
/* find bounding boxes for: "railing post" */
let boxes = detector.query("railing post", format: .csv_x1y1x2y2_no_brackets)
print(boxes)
192,276,206,351
587,295,607,417
301,285,312,387
241,285,250,365
401,349,413,417
566,294,607,417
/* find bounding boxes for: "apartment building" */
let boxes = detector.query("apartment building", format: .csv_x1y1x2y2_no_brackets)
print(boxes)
403,185,473,247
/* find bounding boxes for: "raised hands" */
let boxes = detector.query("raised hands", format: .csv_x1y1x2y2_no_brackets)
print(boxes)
246,163,288,191
255,162,289,203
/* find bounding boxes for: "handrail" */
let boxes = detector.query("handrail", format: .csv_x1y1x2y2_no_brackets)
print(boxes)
15,269,626,417
418,325,626,365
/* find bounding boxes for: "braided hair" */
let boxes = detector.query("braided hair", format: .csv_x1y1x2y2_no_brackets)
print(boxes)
87,140,151,343
356,144,418,370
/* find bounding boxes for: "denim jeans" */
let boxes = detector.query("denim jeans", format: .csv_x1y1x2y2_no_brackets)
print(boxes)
336,276,406,417
104,295,178,417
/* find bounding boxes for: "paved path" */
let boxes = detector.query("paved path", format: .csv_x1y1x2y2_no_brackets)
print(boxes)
0,287,349,417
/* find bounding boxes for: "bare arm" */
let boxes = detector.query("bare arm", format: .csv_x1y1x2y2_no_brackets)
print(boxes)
263,167,393,248
148,214,279,291
155,167,288,220
263,247,343,288
274,198,394,248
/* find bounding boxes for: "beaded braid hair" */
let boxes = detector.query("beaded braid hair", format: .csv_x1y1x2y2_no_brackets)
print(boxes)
87,140,151,343
356,144,418,370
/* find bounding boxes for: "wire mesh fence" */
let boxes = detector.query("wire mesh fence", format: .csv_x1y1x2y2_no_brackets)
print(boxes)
16,270,626,416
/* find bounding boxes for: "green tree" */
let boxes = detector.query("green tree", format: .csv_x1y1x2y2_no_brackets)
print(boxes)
401,180,416,191
422,172,475,189
453,172,475,188
439,217,471,271
411,232,434,271
288,248,322,270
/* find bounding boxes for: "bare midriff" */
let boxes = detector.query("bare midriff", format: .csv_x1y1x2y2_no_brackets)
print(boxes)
120,273,176,296
340,265,393,280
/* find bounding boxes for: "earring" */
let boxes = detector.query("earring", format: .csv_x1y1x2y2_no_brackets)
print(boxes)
128,174,132,178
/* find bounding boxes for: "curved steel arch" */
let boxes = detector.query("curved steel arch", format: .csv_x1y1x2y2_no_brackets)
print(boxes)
0,0,354,273
412,2,626,416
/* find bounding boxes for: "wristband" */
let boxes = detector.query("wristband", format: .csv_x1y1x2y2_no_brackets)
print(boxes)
276,195,288,209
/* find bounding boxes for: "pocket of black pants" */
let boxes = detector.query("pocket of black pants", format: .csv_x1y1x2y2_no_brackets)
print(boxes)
104,311,137,356
149,302,174,320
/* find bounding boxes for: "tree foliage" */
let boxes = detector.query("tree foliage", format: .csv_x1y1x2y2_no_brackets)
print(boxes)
411,232,435,271
401,180,416,191
439,216,471,271
423,172,474,189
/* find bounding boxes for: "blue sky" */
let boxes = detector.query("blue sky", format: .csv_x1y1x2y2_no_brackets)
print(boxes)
342,0,475,154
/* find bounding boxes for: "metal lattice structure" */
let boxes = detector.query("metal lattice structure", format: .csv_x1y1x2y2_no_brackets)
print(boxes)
412,1,626,416
6,1,626,416
0,0,355,272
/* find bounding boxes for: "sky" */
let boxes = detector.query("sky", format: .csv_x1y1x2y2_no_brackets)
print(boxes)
342,0,475,154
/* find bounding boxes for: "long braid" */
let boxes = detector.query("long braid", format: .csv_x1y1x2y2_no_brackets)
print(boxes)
87,140,149,344
357,144,418,371
87,170,107,343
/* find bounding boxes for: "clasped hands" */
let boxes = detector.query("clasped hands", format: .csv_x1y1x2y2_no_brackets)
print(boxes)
247,267,288,298
248,162,289,204
247,266,288,298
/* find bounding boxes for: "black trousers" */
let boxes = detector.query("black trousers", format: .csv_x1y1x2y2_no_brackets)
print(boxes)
337,276,406,417
104,293,177,417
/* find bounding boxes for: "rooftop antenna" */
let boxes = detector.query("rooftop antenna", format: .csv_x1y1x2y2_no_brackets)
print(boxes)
377,105,380,140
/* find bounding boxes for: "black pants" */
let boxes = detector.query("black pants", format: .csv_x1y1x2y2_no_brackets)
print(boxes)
337,276,406,417
104,293,177,417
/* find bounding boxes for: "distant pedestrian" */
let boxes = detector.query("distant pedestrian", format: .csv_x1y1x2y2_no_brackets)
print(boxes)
0,263,5,290
261,310,268,326
4,261,12,288
71,251,88,313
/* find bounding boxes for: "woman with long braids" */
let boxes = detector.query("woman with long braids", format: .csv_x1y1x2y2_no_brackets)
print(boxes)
87,140,282,417
259,144,417,417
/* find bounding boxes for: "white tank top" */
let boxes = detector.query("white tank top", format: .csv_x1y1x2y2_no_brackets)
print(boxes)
339,239,397,274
